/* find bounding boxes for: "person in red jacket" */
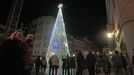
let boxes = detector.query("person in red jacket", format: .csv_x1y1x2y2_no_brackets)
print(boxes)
22,33,34,75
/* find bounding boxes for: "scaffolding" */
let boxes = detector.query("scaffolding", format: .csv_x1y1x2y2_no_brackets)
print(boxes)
5,0,24,34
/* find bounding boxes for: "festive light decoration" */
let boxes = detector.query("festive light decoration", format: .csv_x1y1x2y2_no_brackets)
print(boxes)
46,4,70,60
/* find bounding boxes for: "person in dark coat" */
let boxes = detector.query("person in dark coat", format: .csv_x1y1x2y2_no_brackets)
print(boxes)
41,56,47,72
86,51,96,75
0,30,24,75
66,55,70,75
70,56,76,75
62,55,68,75
120,53,127,72
102,53,111,75
75,51,85,75
35,56,42,75
111,50,123,75
49,55,54,75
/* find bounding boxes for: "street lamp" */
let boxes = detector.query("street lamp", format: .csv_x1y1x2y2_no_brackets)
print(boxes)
107,33,113,38
107,32,113,52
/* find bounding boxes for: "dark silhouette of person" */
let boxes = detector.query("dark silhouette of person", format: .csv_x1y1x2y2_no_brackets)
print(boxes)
66,55,70,75
75,51,85,75
86,51,96,75
111,50,123,75
41,56,47,72
70,56,76,75
0,30,25,75
35,56,42,75
62,55,68,75
49,55,54,75
120,53,127,72
102,53,111,75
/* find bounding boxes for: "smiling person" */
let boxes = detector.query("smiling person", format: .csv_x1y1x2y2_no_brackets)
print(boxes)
22,33,34,75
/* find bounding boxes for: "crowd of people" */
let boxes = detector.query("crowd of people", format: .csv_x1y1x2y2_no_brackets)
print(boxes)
0,29,133,75
32,50,129,75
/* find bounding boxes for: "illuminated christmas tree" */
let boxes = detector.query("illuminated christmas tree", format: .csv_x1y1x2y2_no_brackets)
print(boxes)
46,4,70,60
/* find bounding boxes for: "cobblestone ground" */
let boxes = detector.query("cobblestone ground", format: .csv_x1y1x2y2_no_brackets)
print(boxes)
31,68,116,75
31,68,62,75
31,66,134,75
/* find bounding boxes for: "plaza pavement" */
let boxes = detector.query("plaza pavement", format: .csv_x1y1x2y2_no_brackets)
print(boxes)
31,67,115,75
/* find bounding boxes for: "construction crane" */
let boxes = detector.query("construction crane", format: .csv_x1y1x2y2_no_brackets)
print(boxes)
5,0,24,34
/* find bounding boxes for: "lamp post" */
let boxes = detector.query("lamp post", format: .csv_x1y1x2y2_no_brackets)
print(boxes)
107,33,113,52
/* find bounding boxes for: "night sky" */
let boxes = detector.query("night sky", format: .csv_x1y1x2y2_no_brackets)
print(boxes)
0,0,107,41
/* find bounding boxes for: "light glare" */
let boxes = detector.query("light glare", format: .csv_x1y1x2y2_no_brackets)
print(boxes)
58,4,63,8
107,33,113,38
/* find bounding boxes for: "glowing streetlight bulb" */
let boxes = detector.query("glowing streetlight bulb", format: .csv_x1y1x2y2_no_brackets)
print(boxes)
107,33,113,38
73,54,75,57
58,4,63,8
109,51,112,55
